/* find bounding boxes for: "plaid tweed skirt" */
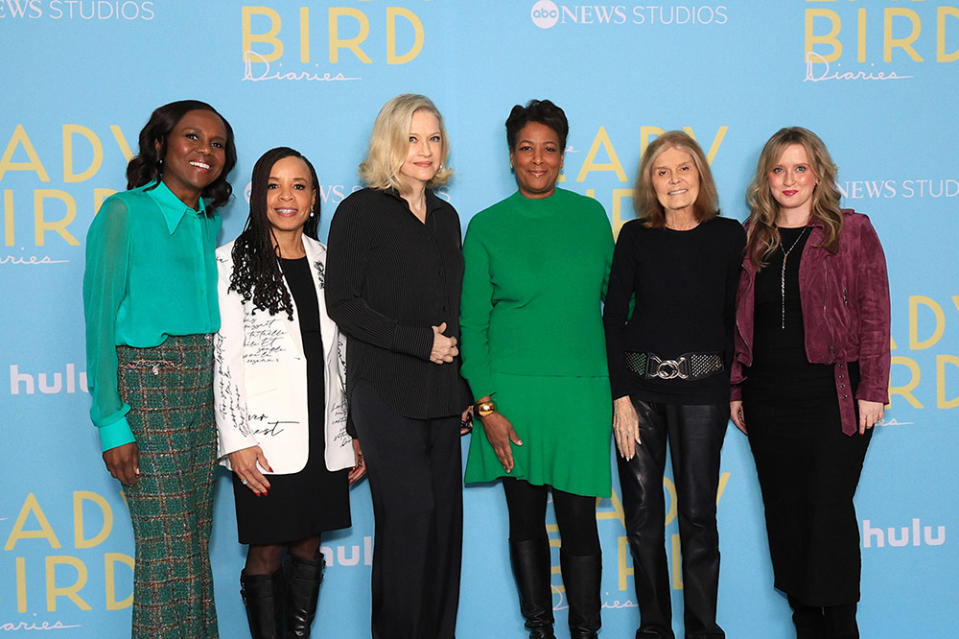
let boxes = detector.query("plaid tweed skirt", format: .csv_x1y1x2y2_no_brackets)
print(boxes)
117,334,219,639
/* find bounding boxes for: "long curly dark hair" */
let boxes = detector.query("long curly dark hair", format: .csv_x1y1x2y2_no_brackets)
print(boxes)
126,99,237,212
229,147,320,319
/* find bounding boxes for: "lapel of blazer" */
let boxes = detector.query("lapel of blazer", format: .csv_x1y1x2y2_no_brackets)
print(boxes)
302,236,335,362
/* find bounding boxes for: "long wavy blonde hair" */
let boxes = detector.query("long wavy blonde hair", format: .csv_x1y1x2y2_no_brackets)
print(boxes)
745,127,843,269
359,94,452,193
634,130,719,228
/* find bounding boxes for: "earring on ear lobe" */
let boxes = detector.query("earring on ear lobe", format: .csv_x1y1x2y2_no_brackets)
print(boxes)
309,210,315,218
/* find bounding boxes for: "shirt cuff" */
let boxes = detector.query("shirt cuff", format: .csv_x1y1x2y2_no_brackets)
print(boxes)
392,324,435,360
99,417,136,452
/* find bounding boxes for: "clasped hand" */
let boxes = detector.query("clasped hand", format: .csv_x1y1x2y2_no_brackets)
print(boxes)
430,322,459,364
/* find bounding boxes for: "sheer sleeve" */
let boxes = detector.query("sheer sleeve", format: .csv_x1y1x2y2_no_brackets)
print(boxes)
82,196,135,451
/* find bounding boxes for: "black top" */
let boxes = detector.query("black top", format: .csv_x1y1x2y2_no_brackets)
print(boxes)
748,226,836,399
325,187,470,419
602,216,746,403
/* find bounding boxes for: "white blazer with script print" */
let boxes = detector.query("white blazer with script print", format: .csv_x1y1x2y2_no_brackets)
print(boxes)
213,236,354,474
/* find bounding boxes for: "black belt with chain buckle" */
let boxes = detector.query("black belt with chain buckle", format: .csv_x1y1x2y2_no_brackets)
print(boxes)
624,351,724,381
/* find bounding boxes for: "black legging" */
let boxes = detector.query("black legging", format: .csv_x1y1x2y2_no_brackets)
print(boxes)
503,477,599,556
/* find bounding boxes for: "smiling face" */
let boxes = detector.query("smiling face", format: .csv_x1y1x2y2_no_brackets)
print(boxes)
510,121,563,199
651,146,700,217
265,155,317,238
399,109,443,190
768,143,818,221
157,109,228,209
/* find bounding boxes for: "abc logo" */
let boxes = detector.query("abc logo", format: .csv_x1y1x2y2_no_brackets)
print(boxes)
530,0,559,29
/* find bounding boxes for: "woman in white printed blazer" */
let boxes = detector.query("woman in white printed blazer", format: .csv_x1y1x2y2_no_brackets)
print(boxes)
214,147,364,639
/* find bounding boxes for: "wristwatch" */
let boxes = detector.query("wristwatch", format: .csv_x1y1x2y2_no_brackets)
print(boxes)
475,400,497,417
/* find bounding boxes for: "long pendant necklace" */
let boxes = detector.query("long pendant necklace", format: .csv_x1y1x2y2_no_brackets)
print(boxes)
779,227,808,329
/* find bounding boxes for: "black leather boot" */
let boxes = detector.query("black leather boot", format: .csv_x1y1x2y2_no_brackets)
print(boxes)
560,549,602,639
510,538,556,639
286,554,325,638
241,569,284,639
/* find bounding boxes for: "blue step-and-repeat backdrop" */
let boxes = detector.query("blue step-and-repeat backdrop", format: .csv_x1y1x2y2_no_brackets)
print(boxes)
2,1,957,636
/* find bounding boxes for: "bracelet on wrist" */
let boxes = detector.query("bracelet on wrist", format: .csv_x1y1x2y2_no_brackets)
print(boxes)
475,400,497,417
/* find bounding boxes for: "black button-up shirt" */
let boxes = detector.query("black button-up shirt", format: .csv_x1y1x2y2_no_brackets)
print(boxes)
325,187,469,419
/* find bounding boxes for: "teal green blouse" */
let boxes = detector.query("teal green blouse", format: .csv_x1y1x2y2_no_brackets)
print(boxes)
83,181,221,451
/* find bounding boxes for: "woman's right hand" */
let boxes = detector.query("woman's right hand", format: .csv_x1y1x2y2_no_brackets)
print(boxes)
730,400,747,434
430,322,459,364
613,396,641,460
103,442,140,486
229,445,272,496
479,410,523,474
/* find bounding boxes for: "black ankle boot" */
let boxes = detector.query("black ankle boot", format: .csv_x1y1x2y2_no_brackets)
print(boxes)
560,549,602,639
286,554,325,638
788,595,825,639
510,538,556,639
241,569,284,639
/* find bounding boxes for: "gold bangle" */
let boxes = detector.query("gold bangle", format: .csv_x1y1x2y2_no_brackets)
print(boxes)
475,400,497,417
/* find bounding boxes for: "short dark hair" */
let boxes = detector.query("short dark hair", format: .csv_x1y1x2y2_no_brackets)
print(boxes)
505,99,569,151
230,147,320,320
126,99,237,212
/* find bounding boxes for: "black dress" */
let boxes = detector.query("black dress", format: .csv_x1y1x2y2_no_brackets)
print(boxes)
232,256,351,545
743,226,871,606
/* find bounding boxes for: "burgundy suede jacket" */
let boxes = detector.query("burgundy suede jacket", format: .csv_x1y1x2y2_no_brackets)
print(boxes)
730,210,891,435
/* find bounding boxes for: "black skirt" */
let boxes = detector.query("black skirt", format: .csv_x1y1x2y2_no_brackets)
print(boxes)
743,379,871,606
232,257,351,545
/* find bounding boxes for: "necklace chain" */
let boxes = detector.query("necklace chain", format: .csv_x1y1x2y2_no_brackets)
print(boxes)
779,227,808,329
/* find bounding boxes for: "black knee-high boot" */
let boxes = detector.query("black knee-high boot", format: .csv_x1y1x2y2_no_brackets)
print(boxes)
788,595,825,639
560,549,602,639
510,538,557,639
241,569,284,639
286,554,325,638
823,603,858,639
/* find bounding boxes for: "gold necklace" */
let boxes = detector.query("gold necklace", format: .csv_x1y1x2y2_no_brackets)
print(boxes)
779,227,808,329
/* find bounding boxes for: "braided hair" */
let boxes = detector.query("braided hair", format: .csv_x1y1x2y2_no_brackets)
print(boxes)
229,147,320,319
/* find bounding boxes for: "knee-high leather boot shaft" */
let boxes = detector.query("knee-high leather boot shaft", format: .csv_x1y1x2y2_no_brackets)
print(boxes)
286,554,325,638
241,569,284,639
510,538,556,639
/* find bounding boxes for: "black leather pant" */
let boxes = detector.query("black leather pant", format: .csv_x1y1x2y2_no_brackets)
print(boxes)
617,399,728,639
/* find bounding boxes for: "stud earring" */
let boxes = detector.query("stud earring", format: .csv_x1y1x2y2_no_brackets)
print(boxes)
309,210,315,218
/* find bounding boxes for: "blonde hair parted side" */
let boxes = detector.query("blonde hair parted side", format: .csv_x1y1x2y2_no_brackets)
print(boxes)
359,94,452,193
633,130,719,228
745,126,844,270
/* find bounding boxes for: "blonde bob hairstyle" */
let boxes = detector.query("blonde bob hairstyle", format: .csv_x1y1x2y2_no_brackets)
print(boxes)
633,130,719,228
358,94,452,193
745,126,843,270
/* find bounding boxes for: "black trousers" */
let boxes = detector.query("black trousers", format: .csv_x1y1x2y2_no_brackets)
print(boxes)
351,380,463,639
617,399,728,639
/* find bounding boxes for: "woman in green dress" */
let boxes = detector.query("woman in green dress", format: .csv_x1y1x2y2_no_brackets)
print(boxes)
460,99,613,639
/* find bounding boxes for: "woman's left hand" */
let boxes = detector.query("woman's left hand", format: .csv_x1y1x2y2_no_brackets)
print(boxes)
858,399,884,435
349,439,366,484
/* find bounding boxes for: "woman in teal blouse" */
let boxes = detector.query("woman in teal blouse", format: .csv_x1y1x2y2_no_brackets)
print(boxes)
83,99,236,639
460,100,613,639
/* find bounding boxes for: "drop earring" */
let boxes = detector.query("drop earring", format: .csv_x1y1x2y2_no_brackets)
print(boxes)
309,210,315,218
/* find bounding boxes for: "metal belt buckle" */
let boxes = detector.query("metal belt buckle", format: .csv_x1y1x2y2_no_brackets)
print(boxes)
652,355,688,380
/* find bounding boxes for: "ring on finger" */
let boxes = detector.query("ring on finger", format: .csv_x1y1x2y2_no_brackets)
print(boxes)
241,479,248,486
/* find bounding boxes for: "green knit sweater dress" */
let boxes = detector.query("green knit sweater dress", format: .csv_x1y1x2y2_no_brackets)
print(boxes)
460,188,614,497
